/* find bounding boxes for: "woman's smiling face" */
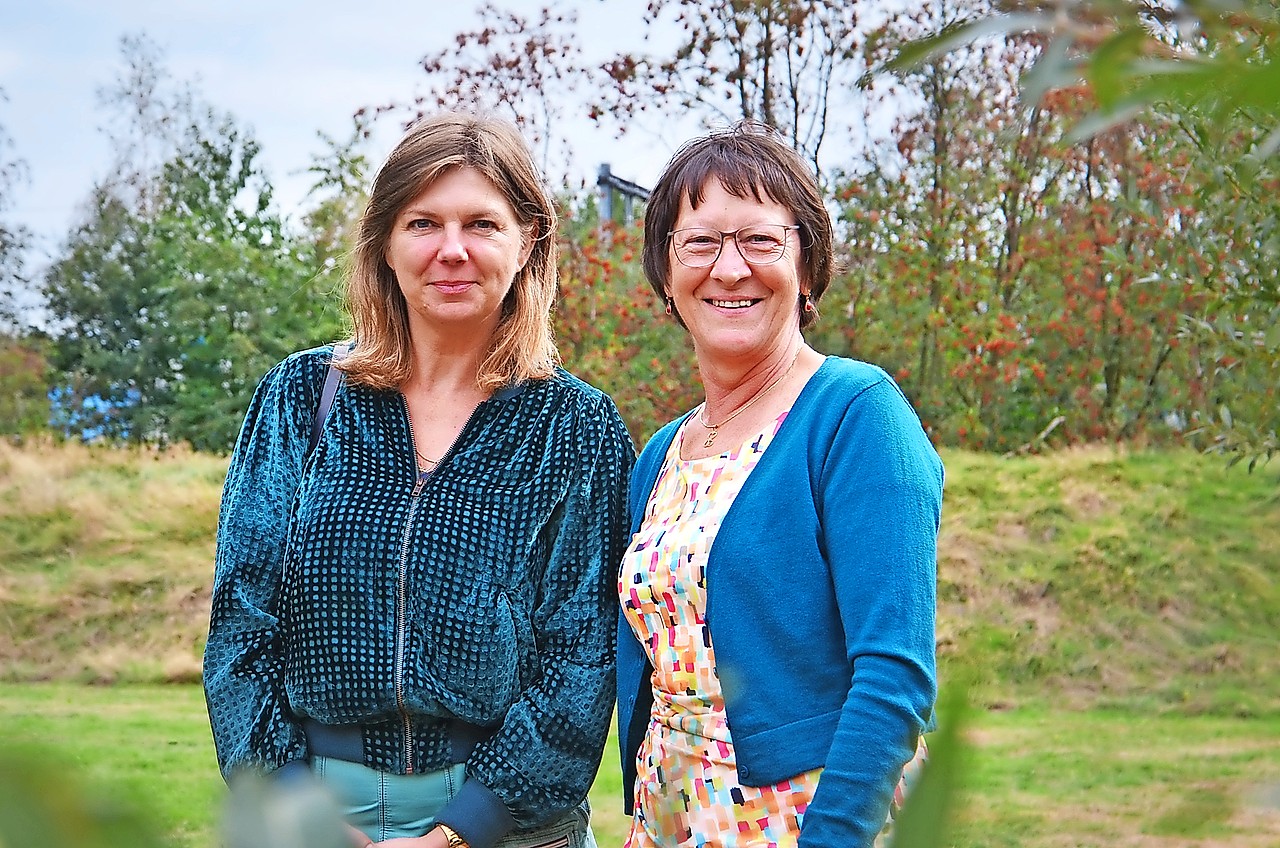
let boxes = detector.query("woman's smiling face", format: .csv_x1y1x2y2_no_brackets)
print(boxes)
666,177,805,368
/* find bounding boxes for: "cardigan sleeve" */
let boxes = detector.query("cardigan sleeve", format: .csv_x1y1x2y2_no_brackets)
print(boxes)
437,391,636,848
202,349,327,780
615,417,683,814
799,375,943,848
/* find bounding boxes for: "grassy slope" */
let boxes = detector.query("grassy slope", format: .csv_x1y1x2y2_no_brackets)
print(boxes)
2,439,1278,716
939,448,1280,715
0,440,225,682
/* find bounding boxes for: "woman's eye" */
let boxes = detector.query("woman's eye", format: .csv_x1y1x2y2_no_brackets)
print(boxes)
470,219,499,233
408,219,438,231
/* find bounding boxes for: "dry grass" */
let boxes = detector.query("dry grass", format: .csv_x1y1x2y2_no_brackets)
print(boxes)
0,438,225,682
2,440,1278,719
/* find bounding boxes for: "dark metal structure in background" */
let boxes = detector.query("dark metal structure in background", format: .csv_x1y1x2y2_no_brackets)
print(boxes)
597,164,649,225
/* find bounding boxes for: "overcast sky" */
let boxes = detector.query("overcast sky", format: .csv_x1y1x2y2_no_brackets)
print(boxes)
2,0,685,272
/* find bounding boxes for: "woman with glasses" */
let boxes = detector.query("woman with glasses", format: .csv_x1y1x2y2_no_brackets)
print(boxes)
616,122,943,848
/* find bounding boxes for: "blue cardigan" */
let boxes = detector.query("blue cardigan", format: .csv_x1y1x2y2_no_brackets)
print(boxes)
616,357,943,848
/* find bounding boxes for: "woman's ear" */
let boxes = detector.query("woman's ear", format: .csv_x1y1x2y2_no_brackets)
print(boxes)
518,226,537,269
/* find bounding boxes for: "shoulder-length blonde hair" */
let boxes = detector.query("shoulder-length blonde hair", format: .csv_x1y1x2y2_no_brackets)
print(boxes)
340,112,559,391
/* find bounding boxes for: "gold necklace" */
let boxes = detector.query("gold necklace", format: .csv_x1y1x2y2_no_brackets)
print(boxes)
697,346,801,449
415,447,441,470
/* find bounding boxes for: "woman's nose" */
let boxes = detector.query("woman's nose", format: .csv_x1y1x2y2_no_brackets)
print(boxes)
437,225,468,262
710,234,751,281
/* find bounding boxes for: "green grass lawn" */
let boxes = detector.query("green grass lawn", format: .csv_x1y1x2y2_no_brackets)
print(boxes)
0,683,632,848
1,683,1277,848
945,706,1280,847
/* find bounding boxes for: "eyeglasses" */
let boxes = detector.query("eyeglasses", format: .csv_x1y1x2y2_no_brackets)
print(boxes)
668,224,800,268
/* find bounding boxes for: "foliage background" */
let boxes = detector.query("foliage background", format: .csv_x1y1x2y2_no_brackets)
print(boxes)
0,4,1278,845
0,1,1274,463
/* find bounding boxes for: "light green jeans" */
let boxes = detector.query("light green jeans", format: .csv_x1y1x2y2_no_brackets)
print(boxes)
312,755,596,848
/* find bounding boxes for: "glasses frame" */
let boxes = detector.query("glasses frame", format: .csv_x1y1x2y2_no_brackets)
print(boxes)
667,224,801,268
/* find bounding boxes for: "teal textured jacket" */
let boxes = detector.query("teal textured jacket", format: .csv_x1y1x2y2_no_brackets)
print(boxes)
204,345,634,848
617,356,943,848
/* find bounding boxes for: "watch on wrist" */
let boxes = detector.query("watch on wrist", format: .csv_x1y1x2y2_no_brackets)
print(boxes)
436,823,469,848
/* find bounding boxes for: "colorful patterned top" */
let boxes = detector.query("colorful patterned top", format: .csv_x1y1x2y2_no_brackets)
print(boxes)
619,411,821,847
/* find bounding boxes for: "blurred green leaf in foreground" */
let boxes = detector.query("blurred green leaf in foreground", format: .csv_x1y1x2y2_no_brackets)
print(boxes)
0,748,167,848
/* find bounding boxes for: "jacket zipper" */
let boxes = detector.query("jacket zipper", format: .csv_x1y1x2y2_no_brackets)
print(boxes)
393,470,428,773
394,394,486,775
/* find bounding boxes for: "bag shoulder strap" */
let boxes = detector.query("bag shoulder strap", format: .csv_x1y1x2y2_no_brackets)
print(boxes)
309,341,351,455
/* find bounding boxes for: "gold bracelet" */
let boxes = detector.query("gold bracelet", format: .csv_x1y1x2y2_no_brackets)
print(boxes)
436,823,469,848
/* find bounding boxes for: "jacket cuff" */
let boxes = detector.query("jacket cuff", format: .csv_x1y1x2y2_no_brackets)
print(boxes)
435,778,517,848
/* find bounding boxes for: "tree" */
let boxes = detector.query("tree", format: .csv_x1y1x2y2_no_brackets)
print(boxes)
300,113,373,281
597,0,867,176
389,1,876,181
0,88,50,439
0,333,49,438
0,87,31,333
881,0,1280,465
554,207,700,443
383,2,588,179
43,35,341,451
806,0,1214,451
362,0,1274,458
150,121,343,451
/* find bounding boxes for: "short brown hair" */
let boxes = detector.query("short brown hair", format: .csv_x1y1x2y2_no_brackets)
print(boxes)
341,112,559,390
642,122,833,329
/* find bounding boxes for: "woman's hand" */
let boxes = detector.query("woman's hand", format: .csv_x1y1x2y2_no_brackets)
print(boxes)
374,832,450,848
346,823,376,848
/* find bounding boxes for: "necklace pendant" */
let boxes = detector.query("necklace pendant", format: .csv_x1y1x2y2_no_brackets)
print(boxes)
703,430,717,449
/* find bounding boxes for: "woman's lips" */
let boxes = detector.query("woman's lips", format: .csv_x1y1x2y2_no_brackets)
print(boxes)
433,281,475,295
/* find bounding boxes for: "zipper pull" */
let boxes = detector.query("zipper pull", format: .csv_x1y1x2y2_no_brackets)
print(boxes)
411,470,429,497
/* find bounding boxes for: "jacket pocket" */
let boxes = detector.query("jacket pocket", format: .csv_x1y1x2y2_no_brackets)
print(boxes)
408,570,527,719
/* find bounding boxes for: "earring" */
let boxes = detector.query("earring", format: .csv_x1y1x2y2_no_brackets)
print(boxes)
665,297,673,316
802,294,816,313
